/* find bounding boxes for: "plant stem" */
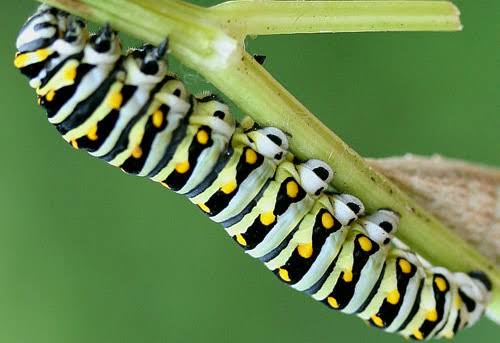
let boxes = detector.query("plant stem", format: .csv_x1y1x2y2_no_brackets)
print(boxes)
210,1,462,40
36,0,500,320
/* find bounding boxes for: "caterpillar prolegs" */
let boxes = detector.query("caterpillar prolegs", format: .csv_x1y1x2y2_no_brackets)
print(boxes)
14,5,492,340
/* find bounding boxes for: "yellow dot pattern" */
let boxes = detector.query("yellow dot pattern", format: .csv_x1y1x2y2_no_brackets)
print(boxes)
412,329,424,340
107,92,123,109
196,130,209,145
132,146,142,159
63,66,77,81
152,110,163,128
175,160,190,174
260,212,276,226
235,234,247,247
286,180,299,198
297,243,313,259
35,48,50,60
371,315,384,327
13,53,28,68
358,236,373,252
398,258,412,274
245,149,257,164
220,180,237,195
87,125,98,141
327,296,339,309
387,289,400,305
426,309,438,322
435,276,448,292
343,270,353,283
198,203,210,213
46,89,56,102
278,268,291,282
321,212,334,229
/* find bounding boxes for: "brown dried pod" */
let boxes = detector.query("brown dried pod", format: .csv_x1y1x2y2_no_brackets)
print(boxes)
367,155,500,267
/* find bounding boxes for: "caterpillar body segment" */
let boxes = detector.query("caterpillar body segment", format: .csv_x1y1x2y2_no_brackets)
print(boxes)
14,6,492,340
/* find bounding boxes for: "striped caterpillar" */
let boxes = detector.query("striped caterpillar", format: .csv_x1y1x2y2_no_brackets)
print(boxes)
14,5,492,340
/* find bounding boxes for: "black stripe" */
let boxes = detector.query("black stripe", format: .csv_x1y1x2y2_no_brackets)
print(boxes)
55,58,124,133
397,278,425,332
203,148,264,217
120,103,172,175
100,80,166,162
220,179,271,228
303,246,344,295
321,234,380,311
147,97,195,178
184,146,234,198
355,262,387,314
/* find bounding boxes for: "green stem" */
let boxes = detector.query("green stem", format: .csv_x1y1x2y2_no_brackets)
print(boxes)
210,1,462,39
36,0,499,320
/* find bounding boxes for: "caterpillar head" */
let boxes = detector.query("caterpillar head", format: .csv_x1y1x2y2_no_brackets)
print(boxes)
84,24,121,65
191,94,236,140
297,159,334,195
16,5,62,53
247,127,289,162
124,41,169,86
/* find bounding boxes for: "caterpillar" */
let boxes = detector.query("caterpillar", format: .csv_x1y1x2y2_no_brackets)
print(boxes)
14,5,492,340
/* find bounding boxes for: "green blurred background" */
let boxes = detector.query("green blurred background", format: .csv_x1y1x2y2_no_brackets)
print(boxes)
1,0,498,342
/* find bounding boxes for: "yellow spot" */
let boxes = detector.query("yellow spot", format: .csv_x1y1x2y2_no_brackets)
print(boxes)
70,140,79,149
196,130,209,145
426,309,438,322
297,243,313,259
278,268,291,282
454,295,462,308
235,234,247,247
175,160,190,174
399,258,412,274
260,212,276,226
342,270,353,283
327,296,339,309
63,66,77,81
87,125,98,141
387,289,400,305
435,276,448,292
46,89,56,102
220,180,237,195
13,53,28,68
152,110,163,128
35,48,50,61
132,146,143,159
245,149,257,164
286,180,299,198
412,329,424,340
358,235,373,252
371,315,384,328
321,212,334,229
198,203,210,213
107,91,123,109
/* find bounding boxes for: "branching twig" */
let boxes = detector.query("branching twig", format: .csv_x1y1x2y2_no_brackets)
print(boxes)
36,0,500,320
